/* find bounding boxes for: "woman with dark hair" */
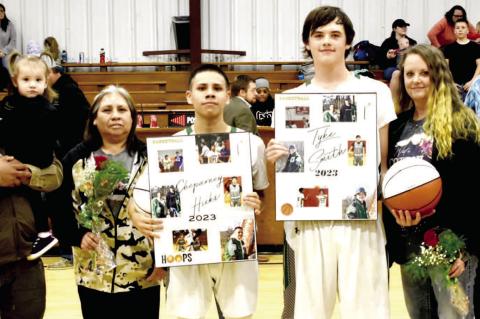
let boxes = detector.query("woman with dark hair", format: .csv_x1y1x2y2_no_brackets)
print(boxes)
0,3,15,90
427,5,478,48
52,85,164,319
384,44,480,318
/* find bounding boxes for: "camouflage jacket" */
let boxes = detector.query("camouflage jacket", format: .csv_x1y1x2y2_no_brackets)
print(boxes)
71,151,158,293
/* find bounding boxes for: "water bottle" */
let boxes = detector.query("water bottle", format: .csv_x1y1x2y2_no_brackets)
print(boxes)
61,50,68,64
99,48,106,64
150,115,158,128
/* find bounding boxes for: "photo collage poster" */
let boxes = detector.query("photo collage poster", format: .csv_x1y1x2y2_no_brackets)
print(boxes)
275,93,378,221
146,132,256,267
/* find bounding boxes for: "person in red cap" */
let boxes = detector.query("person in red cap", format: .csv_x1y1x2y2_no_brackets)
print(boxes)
379,18,417,82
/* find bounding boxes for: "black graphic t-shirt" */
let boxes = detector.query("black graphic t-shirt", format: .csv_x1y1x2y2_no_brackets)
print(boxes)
250,97,274,126
391,118,433,167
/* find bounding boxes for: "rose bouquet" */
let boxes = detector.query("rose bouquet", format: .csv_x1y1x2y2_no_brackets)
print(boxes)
77,155,129,274
404,228,469,316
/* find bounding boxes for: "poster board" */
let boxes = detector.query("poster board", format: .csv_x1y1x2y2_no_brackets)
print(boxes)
274,93,378,221
146,132,256,267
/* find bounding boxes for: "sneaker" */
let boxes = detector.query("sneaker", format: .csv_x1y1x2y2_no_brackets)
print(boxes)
27,235,59,261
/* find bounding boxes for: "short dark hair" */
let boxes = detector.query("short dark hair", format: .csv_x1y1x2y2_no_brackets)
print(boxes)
188,64,230,89
302,6,355,58
454,18,469,26
445,5,467,25
231,75,254,97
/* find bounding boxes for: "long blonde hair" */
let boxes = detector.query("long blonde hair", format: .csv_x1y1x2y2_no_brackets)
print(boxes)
8,51,57,102
397,44,480,159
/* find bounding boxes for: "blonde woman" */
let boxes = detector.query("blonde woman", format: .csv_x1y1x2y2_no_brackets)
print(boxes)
384,44,480,318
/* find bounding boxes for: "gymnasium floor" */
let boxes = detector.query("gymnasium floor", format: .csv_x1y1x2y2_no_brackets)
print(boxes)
42,254,408,318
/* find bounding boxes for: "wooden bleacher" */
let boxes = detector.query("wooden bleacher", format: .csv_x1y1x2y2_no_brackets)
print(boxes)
0,61,381,246
69,69,302,107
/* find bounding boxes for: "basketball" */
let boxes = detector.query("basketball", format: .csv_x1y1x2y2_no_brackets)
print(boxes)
281,203,294,216
382,158,442,218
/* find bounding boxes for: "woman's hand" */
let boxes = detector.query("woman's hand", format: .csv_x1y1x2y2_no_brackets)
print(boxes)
389,209,422,227
81,232,100,251
449,258,465,278
147,267,168,282
265,139,288,163
243,192,262,215
127,200,163,239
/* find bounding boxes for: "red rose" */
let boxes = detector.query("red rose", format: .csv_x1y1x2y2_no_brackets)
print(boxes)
94,156,108,170
424,229,439,247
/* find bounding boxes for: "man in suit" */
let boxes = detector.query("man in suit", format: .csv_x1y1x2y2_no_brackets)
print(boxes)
223,75,259,135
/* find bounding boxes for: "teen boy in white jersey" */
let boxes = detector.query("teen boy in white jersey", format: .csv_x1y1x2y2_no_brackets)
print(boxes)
266,6,396,318
130,64,268,319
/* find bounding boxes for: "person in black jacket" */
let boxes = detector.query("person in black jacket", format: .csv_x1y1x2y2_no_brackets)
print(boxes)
384,44,479,318
379,19,417,82
48,64,89,159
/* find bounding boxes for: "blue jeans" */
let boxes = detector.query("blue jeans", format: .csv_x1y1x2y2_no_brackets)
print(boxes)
383,67,398,81
401,255,478,319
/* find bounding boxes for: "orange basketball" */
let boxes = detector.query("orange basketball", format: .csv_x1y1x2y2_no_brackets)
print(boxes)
382,158,442,218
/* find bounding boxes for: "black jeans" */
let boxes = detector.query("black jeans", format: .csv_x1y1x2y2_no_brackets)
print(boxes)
0,259,46,319
77,285,160,319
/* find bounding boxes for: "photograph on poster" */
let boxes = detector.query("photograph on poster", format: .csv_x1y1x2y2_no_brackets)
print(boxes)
297,187,329,208
195,133,231,164
347,135,367,166
275,141,304,173
285,106,310,128
322,94,358,122
172,229,208,252
223,176,243,207
150,184,182,218
158,149,183,172
220,218,256,261
342,186,370,219
191,229,208,251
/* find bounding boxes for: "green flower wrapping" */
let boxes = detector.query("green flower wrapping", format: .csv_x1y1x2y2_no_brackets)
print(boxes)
404,228,469,316
404,228,465,286
78,156,129,230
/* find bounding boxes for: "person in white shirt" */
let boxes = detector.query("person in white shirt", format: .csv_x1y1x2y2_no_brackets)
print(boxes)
129,64,268,319
266,6,396,318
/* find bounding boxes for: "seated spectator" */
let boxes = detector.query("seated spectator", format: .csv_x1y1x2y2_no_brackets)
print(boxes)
223,74,259,135
443,18,480,97
250,77,274,126
379,19,417,81
427,5,478,48
46,60,89,159
43,36,61,64
389,36,412,103
464,76,480,116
